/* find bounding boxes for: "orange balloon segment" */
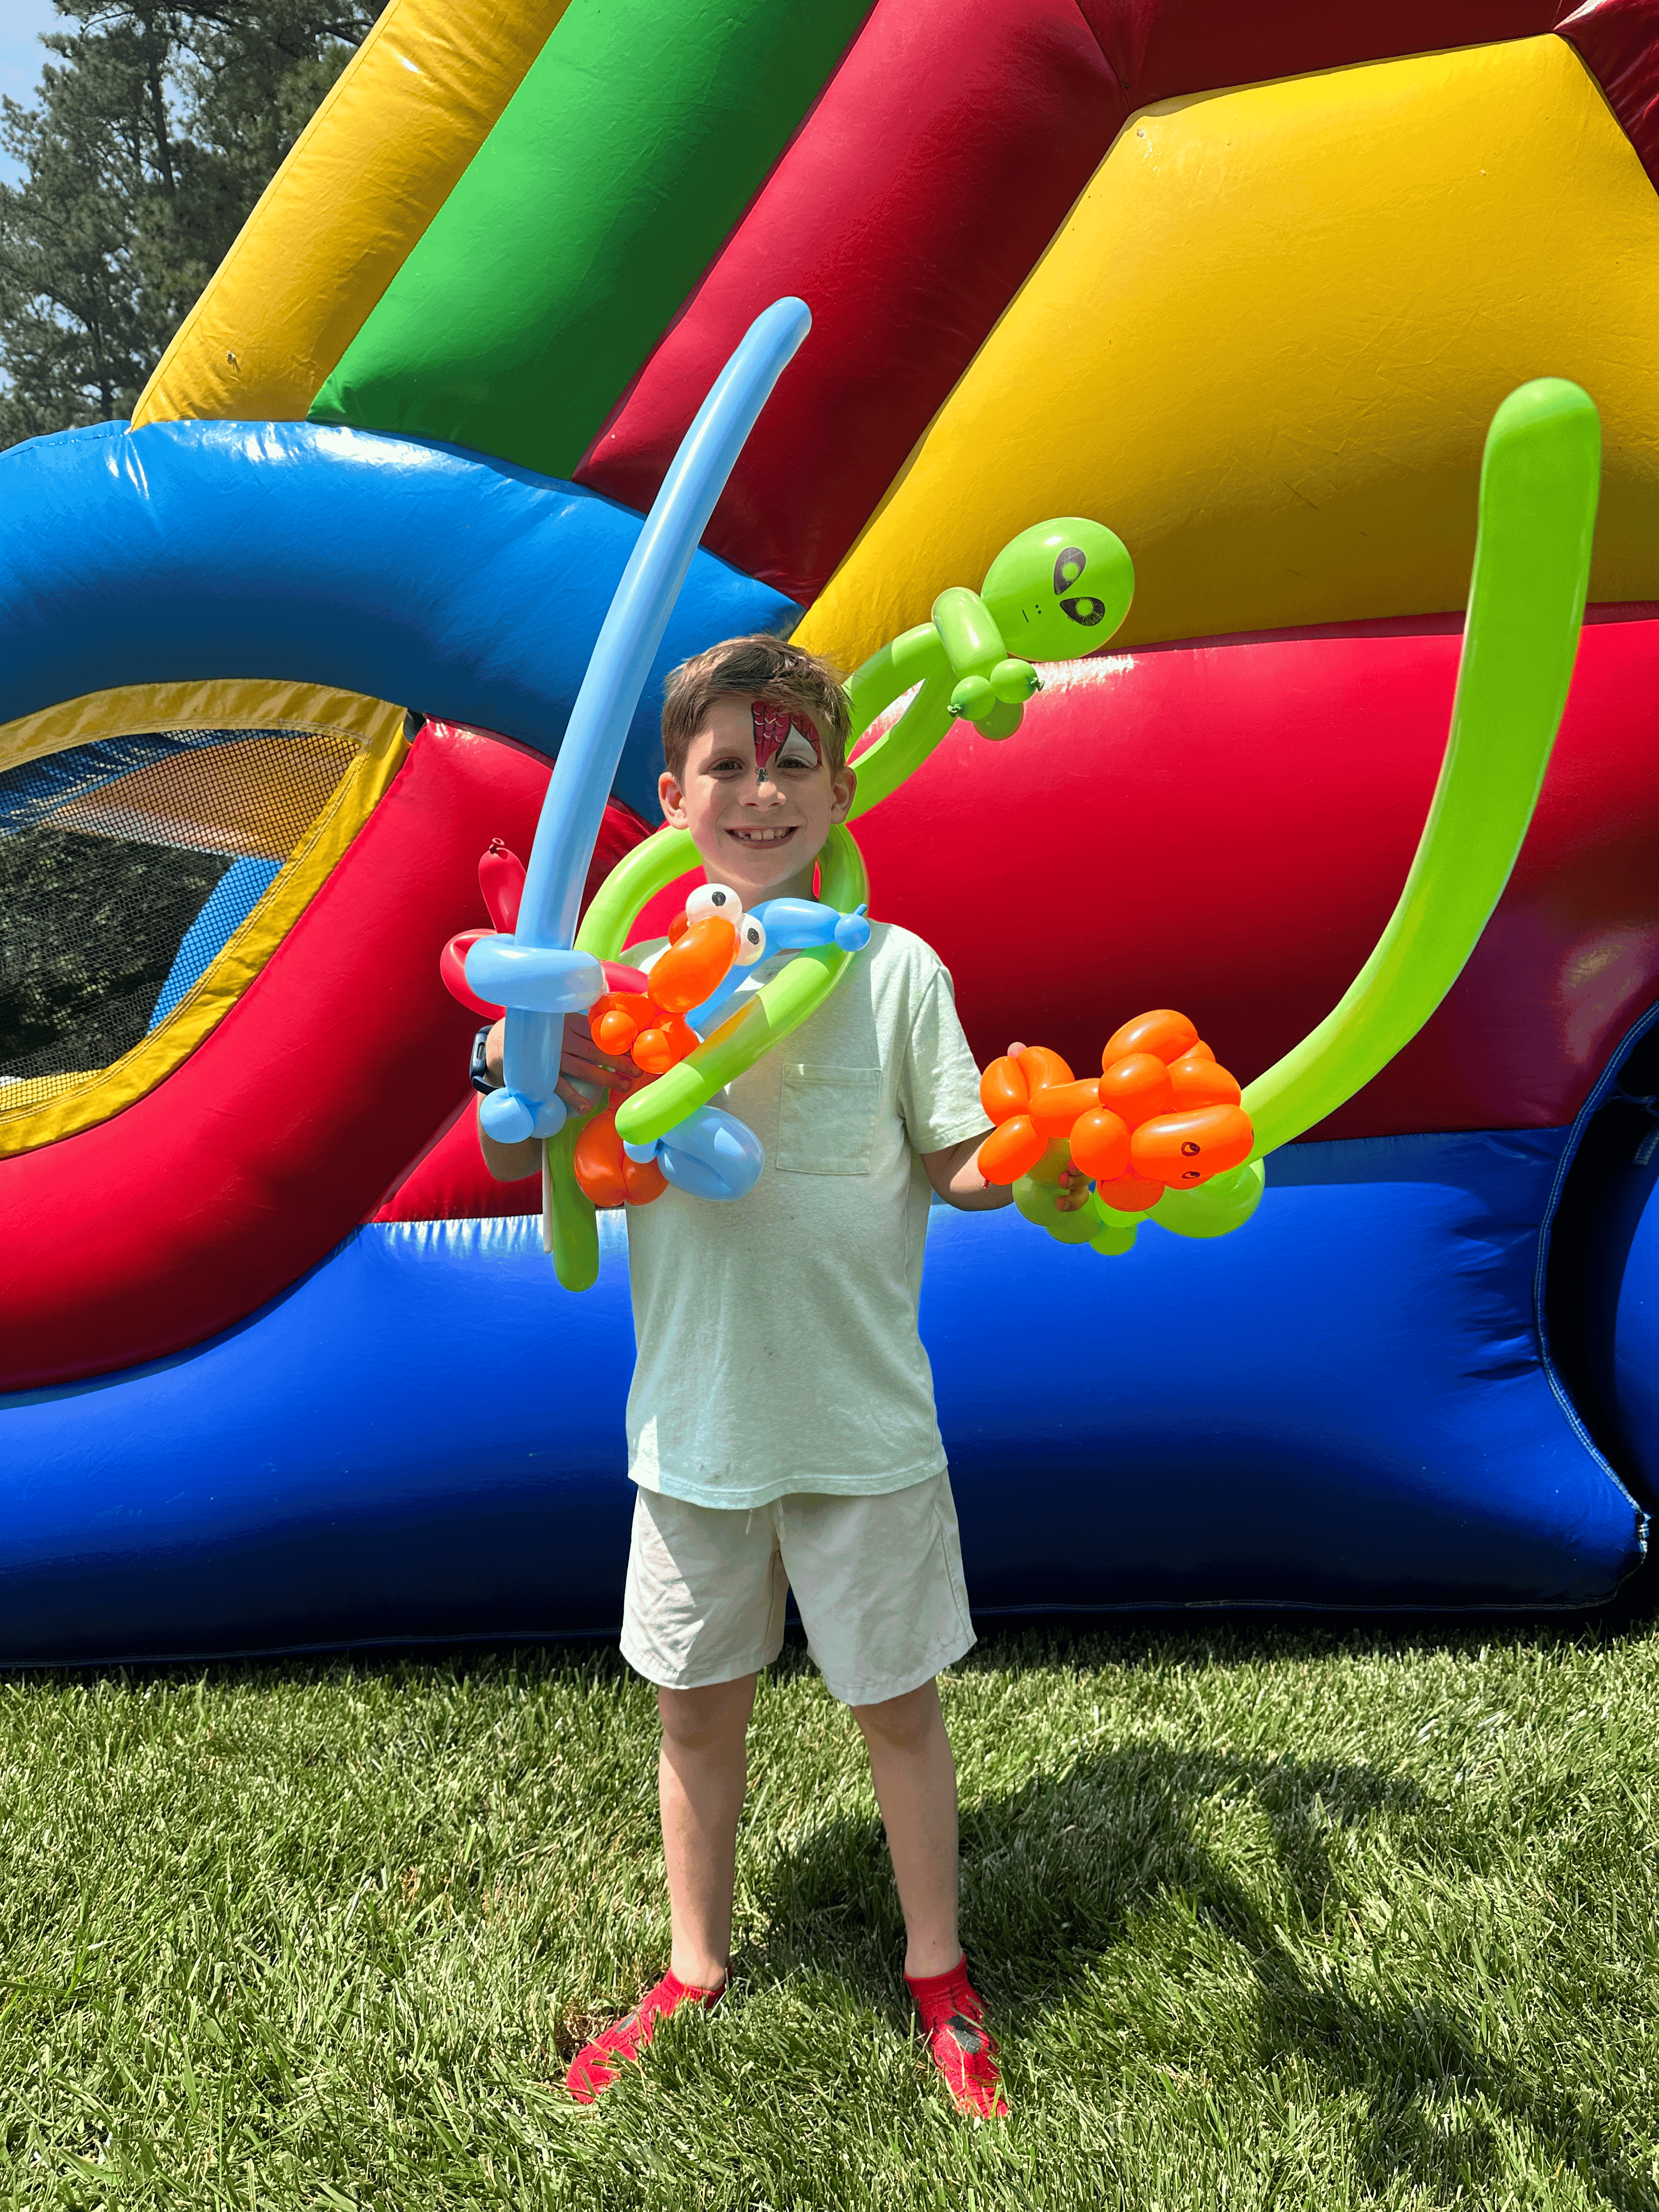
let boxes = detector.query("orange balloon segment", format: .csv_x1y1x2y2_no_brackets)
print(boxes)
978,1115,1047,1185
1094,1174,1165,1214
632,1016,698,1074
1069,1105,1130,1181
573,1109,628,1209
1167,1053,1243,1108
622,1149,668,1205
980,1054,1029,1122
648,915,737,1012
1102,1008,1199,1067
1028,1077,1105,1139
1097,1051,1173,1128
1130,1103,1255,1187
590,990,651,1053
1014,1044,1074,1091
574,1105,667,1209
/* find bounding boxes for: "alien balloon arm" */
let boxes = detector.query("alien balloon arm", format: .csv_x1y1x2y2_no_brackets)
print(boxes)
842,518,1137,821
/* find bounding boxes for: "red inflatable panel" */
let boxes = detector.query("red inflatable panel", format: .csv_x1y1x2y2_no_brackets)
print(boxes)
1557,0,1659,189
0,726,644,1390
374,1098,540,1221
574,0,1125,609
1078,1,1659,191
839,608,1659,1143
1074,1,1556,105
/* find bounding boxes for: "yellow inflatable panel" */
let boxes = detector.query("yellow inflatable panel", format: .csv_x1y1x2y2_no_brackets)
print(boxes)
798,35,1659,666
133,0,571,429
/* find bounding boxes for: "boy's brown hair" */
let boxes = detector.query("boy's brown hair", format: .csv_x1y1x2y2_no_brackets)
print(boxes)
661,634,851,785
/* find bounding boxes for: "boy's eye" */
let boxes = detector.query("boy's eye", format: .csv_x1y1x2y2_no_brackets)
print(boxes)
774,734,820,770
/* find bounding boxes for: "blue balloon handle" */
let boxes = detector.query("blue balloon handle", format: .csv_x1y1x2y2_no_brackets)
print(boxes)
465,296,812,1142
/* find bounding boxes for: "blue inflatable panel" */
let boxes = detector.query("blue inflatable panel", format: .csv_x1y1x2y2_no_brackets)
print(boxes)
0,420,799,821
1584,1150,1659,1496
0,1130,1642,1663
1565,1013,1659,1500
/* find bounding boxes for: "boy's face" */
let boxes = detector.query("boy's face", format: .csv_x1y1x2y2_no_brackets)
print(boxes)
658,693,856,906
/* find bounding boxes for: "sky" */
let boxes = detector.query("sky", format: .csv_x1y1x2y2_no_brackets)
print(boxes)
0,0,66,184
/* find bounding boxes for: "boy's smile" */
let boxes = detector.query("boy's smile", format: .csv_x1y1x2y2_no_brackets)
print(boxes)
659,692,856,905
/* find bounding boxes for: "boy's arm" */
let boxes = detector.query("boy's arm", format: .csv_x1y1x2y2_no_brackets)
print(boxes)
923,1133,1012,1211
921,1041,1092,1214
477,1013,632,1183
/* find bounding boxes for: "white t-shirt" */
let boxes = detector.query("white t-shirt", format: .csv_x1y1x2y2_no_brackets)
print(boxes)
622,922,991,1510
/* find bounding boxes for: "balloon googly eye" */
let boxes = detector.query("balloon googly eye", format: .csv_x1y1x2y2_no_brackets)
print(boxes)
735,916,768,966
685,883,741,924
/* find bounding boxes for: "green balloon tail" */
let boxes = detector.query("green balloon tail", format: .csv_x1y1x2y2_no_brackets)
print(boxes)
543,1121,600,1293
1241,377,1601,1160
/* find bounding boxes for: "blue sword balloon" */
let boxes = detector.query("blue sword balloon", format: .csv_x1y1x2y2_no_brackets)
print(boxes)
467,296,812,1145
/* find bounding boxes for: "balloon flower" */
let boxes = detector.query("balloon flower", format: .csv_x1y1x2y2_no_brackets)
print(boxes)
978,1010,1256,1254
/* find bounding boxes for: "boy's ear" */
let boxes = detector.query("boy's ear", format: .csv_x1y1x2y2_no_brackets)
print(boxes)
659,767,689,826
830,762,856,824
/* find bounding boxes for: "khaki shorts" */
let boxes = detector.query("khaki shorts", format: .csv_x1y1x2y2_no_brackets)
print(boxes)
619,1470,975,1707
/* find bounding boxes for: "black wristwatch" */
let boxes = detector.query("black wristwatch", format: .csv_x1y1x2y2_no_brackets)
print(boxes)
470,1024,501,1094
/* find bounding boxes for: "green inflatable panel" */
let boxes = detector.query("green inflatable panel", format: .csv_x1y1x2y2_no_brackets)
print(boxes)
310,0,872,478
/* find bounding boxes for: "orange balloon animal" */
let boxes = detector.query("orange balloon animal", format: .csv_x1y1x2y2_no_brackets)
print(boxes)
573,909,747,1209
977,1009,1253,1214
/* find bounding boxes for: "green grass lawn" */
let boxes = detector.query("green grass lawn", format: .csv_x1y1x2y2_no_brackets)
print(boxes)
5,1612,1659,2210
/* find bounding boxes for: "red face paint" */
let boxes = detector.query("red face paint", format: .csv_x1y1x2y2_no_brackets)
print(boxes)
751,699,821,781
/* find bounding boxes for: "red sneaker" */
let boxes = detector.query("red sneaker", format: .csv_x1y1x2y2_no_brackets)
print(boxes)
905,1956,1009,2119
565,1970,723,2104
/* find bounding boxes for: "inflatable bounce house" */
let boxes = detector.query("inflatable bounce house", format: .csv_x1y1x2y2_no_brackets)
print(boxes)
6,0,1659,1662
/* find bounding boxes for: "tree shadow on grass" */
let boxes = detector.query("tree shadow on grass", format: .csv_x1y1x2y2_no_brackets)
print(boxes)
737,1668,1656,2211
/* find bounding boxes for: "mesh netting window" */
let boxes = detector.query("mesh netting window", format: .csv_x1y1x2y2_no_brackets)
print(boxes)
0,726,361,1103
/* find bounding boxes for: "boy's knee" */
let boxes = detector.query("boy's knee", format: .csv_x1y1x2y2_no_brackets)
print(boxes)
658,1674,756,1752
851,1678,941,1752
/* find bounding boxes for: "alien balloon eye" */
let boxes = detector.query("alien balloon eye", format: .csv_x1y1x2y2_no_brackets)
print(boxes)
734,916,768,966
685,882,741,923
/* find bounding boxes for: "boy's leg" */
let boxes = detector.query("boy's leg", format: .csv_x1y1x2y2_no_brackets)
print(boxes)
660,1672,757,1988
781,1477,1007,2117
568,1489,787,2102
854,1675,1007,2118
851,1678,960,1978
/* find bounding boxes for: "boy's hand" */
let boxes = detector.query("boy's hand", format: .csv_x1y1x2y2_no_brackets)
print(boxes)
1004,1042,1090,1209
483,1014,634,1115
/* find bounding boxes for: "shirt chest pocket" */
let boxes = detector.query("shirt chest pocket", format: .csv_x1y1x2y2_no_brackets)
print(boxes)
776,1064,883,1176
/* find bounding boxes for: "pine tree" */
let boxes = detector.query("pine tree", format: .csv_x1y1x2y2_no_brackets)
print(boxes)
0,3,375,448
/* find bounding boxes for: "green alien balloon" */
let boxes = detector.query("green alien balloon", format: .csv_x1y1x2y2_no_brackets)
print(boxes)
979,518,1135,663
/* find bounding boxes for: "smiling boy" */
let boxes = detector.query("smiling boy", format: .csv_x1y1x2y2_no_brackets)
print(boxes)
482,635,1015,2118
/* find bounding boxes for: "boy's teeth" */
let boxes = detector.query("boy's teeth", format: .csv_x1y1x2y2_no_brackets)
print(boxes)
732,827,792,842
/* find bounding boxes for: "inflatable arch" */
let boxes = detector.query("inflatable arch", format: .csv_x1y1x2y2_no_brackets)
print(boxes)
5,0,1659,1661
